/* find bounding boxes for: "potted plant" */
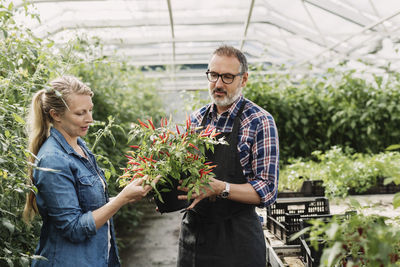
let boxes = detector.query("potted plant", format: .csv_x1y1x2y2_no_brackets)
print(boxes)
118,117,227,213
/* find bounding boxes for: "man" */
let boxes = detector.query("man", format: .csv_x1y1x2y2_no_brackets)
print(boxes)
177,45,279,267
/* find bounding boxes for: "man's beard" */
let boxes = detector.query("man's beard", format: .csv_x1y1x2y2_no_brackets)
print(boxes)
209,86,242,108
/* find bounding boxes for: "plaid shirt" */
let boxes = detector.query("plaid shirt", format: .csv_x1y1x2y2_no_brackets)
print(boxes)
190,95,279,207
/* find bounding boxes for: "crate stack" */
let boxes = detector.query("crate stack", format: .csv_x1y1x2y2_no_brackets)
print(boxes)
265,180,331,267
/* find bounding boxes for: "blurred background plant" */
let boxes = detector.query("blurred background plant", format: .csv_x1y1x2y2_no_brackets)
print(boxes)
0,1,165,265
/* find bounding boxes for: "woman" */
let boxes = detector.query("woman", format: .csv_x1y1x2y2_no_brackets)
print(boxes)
23,76,156,266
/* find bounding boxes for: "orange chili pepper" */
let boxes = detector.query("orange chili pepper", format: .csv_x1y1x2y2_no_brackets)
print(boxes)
147,118,155,130
138,119,149,129
188,143,199,150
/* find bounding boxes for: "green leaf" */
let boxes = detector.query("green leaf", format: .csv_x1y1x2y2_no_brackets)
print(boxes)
2,28,7,38
393,193,400,209
2,218,15,233
348,198,361,210
12,113,25,125
326,222,339,239
324,242,343,266
386,144,400,151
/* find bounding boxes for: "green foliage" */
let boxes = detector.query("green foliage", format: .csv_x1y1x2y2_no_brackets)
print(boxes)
280,146,400,198
303,210,400,266
0,1,165,265
245,68,400,162
120,118,227,202
0,1,52,265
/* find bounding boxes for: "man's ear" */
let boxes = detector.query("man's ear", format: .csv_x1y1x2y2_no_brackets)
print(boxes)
49,109,61,123
241,72,248,87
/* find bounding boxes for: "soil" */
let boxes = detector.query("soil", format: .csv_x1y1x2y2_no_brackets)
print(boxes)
119,199,183,267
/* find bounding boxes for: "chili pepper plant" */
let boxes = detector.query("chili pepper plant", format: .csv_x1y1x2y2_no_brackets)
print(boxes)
118,117,227,202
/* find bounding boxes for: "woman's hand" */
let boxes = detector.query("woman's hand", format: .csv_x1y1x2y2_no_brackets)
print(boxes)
177,177,225,209
93,175,160,229
119,175,160,204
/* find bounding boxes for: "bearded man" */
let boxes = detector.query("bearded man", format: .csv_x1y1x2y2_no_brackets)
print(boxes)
177,45,279,267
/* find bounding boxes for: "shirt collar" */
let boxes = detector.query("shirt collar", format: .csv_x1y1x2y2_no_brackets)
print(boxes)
50,127,87,155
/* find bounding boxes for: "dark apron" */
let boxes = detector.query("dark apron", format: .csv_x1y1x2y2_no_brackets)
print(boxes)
177,102,266,267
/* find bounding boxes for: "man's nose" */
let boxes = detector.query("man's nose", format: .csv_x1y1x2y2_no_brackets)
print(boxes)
215,75,225,87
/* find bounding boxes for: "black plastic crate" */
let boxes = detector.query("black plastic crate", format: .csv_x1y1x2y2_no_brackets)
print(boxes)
284,213,333,245
300,237,323,267
348,176,400,195
266,215,287,242
278,180,325,198
267,197,330,223
299,211,356,266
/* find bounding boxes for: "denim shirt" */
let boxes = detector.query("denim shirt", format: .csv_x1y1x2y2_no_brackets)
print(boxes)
32,128,120,267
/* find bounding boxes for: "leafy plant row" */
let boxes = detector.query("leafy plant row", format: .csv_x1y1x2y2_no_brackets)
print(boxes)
245,68,400,162
0,2,165,265
296,209,400,266
279,146,400,205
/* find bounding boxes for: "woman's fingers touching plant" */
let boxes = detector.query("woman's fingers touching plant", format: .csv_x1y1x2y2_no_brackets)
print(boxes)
120,175,161,203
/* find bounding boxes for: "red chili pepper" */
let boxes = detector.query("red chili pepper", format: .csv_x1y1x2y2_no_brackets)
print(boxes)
211,131,221,137
144,156,157,163
204,162,213,165
138,119,149,129
202,169,213,175
188,143,199,150
130,172,145,182
129,145,140,149
206,164,217,169
176,124,181,135
125,155,134,159
128,162,141,165
147,118,155,130
138,156,146,163
131,168,144,172
161,118,164,127
164,118,168,126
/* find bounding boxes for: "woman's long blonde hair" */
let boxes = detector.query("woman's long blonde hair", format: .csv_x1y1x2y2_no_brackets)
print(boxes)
23,76,93,223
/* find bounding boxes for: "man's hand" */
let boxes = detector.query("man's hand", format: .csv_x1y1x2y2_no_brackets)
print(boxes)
177,177,225,209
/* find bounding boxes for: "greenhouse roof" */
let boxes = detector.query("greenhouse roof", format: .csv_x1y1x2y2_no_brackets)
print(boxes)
12,0,400,91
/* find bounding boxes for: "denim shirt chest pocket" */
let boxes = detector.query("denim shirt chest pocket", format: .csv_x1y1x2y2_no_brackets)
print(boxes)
76,161,107,212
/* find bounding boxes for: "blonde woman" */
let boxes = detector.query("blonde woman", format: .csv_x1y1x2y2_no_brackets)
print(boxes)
24,76,157,266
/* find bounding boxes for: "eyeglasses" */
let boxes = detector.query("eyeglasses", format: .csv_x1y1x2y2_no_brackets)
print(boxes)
206,70,244,84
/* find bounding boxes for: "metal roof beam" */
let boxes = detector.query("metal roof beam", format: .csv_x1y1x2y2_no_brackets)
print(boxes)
296,9,400,67
166,0,176,68
304,0,374,27
240,0,255,50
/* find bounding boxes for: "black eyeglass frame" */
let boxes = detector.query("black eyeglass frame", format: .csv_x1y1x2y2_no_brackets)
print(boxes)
205,70,244,84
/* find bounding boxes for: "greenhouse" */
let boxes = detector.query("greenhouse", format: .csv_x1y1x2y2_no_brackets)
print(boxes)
2,0,400,266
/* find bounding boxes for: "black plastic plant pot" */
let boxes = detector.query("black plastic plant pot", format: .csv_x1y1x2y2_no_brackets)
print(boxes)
154,176,190,213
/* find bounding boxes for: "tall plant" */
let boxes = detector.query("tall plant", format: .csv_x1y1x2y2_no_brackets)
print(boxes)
245,68,400,162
